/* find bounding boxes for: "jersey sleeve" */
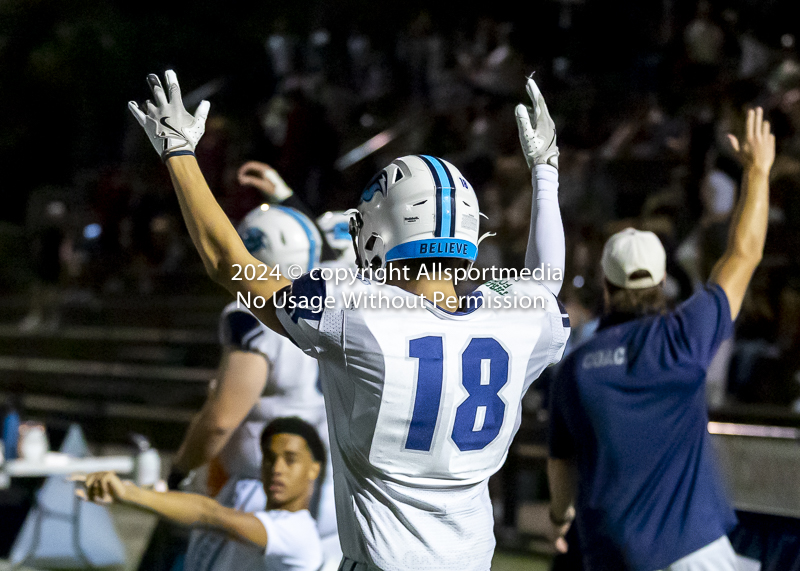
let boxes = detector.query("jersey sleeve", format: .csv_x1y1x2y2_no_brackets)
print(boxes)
218,304,280,358
498,278,571,366
275,268,345,355
549,291,571,366
663,283,734,370
254,511,322,564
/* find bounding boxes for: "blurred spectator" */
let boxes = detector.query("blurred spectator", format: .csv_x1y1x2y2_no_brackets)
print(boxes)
19,193,70,332
2,0,800,415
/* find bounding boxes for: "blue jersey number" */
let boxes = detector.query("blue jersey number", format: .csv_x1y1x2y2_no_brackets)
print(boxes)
405,336,509,452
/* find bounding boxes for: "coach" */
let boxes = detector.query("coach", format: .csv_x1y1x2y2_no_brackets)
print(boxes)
547,107,775,570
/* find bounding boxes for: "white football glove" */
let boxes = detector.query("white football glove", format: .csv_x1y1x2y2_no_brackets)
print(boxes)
515,77,558,170
128,70,210,161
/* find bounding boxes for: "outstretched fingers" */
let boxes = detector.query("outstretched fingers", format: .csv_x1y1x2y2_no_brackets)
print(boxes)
727,134,740,154
736,106,776,170
147,74,169,108
165,69,182,108
128,102,147,126
195,100,211,123
515,103,534,139
525,78,543,120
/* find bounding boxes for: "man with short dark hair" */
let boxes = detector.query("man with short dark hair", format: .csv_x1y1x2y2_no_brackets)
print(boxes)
546,107,775,570
74,417,325,571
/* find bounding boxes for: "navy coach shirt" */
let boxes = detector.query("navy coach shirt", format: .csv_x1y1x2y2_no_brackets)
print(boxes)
549,284,737,571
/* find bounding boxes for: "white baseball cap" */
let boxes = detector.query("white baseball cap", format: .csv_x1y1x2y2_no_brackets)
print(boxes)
601,228,666,289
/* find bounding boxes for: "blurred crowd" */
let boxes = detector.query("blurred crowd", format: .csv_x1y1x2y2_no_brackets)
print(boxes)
5,0,800,411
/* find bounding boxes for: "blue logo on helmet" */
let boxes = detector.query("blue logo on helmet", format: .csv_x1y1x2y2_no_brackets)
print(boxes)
332,222,351,241
241,227,267,254
360,171,388,203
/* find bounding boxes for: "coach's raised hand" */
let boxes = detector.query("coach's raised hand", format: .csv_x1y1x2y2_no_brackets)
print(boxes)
710,107,775,320
726,107,776,173
128,70,210,161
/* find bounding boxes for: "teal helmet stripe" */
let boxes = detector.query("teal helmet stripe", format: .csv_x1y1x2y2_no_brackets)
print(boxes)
435,156,458,237
419,155,455,238
272,206,317,271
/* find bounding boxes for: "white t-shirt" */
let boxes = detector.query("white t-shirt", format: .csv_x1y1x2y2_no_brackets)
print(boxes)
185,479,324,571
276,271,570,571
216,302,339,548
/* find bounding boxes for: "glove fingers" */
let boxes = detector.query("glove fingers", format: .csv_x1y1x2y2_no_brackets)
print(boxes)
147,74,169,108
145,100,159,116
515,103,534,140
194,100,211,124
525,78,544,122
526,77,554,127
128,101,147,127
164,70,183,107
525,77,542,105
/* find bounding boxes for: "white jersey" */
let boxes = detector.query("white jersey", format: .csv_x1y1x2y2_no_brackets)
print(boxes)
217,302,339,550
186,478,323,571
217,301,324,479
276,271,570,571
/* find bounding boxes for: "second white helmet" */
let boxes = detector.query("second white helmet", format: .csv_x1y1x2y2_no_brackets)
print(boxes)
351,155,483,269
317,210,357,267
237,204,322,273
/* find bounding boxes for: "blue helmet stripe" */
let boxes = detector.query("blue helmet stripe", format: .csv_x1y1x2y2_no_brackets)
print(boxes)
273,206,317,272
437,157,457,237
420,155,455,238
419,155,443,237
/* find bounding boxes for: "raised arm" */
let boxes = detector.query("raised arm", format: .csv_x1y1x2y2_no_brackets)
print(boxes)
74,472,267,547
515,78,565,295
128,71,289,333
171,347,269,481
237,160,338,261
709,107,775,319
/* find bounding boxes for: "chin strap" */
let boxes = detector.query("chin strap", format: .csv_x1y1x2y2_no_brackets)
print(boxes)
347,209,365,270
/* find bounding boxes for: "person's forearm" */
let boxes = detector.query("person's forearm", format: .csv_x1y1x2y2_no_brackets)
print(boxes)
709,108,774,319
124,485,219,528
726,166,769,263
172,412,234,473
525,165,565,294
710,164,769,320
547,457,577,519
124,482,267,547
166,155,252,286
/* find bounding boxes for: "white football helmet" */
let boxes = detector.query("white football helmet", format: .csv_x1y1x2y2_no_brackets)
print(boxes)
317,210,357,267
238,204,322,273
351,155,485,269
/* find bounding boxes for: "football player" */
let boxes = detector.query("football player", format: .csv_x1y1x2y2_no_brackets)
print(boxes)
75,417,326,571
315,210,358,268
169,204,341,567
128,71,568,570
